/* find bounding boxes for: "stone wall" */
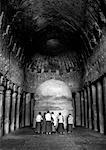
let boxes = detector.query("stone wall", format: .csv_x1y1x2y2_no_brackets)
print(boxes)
0,35,24,88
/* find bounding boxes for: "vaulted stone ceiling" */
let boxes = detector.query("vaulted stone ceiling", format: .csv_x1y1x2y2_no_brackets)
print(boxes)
0,0,106,74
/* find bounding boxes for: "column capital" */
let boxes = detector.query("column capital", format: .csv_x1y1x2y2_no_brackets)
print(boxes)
0,86,4,91
91,84,96,92
17,86,22,94
26,92,31,96
0,75,7,87
0,75,4,85
6,80,14,90
9,82,14,90
22,91,26,99
81,91,84,101
7,80,11,89
87,81,92,87
97,81,102,89
12,92,17,97
5,89,12,94
13,84,18,92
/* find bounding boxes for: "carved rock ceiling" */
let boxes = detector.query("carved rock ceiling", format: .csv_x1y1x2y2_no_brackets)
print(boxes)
0,0,106,74
20,0,85,27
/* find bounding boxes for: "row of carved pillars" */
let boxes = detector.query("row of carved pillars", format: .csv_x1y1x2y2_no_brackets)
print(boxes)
0,75,34,137
73,74,106,134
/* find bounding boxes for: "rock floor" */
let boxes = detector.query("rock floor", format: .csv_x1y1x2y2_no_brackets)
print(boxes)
0,127,106,150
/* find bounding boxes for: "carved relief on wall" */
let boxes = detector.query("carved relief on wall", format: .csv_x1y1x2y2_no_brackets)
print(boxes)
24,52,82,92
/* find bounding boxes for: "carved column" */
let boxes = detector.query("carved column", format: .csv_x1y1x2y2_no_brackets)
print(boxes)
86,86,89,128
81,91,85,126
87,85,92,129
91,84,98,131
90,84,94,129
84,88,88,128
10,84,17,132
0,75,4,136
0,76,4,85
95,83,100,132
33,94,36,128
75,92,81,126
25,93,31,126
21,92,26,127
83,89,86,126
0,76,6,135
4,88,11,134
97,81,104,134
0,86,4,137
16,87,21,129
31,93,34,126
79,91,82,126
102,75,106,134
19,91,23,128
72,93,76,127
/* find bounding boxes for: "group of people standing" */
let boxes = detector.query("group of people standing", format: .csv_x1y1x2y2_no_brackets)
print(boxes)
35,111,73,134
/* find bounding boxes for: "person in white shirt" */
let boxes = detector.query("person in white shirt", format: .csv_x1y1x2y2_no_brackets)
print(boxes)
35,112,43,134
67,114,73,133
45,111,52,134
57,112,64,134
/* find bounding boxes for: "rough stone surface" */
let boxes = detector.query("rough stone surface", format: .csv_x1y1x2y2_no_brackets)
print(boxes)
0,127,106,150
0,35,24,88
84,28,106,84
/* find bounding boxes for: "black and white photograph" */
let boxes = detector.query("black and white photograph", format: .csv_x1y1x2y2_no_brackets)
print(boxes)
0,0,106,150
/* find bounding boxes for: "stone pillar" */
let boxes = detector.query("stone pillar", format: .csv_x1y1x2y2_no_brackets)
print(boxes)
75,92,81,126
0,75,7,88
91,84,98,131
81,91,85,126
73,93,76,127
4,89,11,134
90,84,94,129
16,87,21,129
21,92,26,127
10,84,17,132
84,88,88,128
0,76,6,135
25,93,31,126
95,83,100,132
79,91,82,126
0,86,4,137
83,89,86,126
33,95,36,128
97,81,104,134
102,75,106,134
31,93,34,126
0,76,4,85
18,92,23,128
87,85,92,129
